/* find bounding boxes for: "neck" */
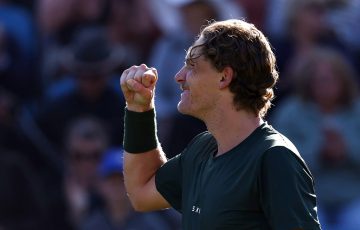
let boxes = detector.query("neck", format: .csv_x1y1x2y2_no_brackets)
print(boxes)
204,106,263,157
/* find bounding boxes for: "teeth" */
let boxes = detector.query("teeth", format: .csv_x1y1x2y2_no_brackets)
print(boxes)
180,84,189,91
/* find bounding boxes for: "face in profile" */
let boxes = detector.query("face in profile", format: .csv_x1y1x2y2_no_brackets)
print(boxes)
175,37,222,119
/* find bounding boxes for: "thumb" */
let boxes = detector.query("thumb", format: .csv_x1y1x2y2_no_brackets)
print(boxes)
142,69,157,88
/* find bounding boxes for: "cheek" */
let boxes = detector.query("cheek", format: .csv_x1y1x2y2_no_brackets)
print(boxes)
190,83,216,108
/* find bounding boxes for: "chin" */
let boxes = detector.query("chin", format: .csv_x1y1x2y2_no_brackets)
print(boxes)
177,101,191,115
177,103,187,114
177,102,201,120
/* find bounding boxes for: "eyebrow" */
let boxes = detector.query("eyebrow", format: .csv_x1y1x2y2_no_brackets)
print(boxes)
185,48,192,60
184,57,195,66
186,42,205,58
184,49,203,66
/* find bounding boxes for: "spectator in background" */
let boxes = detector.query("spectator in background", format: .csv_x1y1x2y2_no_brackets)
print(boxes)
44,25,125,100
326,0,360,75
81,148,181,230
107,0,162,64
0,87,22,151
0,87,69,230
36,26,126,150
0,150,47,230
148,0,217,157
63,117,108,228
267,0,360,72
230,0,268,31
37,0,110,44
0,2,41,103
271,47,360,230
269,0,350,104
149,0,243,36
37,0,111,86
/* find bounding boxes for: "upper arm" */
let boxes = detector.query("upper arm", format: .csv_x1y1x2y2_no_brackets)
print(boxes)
123,149,171,212
259,147,321,230
136,174,171,211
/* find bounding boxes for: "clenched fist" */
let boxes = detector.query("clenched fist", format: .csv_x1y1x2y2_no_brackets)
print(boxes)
120,64,158,112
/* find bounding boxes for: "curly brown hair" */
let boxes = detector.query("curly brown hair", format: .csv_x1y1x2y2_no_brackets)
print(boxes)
188,19,278,117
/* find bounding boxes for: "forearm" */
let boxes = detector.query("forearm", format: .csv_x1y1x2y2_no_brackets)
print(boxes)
120,65,170,211
124,147,169,211
122,108,170,211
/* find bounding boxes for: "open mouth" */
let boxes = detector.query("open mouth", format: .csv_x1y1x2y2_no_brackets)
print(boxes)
180,84,189,91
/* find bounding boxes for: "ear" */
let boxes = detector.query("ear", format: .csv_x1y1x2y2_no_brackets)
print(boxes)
219,66,234,89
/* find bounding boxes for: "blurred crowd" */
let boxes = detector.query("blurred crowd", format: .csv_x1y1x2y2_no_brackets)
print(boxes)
0,0,359,229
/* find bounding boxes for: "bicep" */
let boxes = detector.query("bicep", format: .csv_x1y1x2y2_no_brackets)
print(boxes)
136,175,171,211
124,149,171,211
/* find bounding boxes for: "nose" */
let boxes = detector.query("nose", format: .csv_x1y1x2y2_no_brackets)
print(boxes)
175,66,186,84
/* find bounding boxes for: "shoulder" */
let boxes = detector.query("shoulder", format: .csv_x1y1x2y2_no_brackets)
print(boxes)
260,140,312,181
182,131,216,155
188,131,214,145
260,124,310,168
158,131,214,171
258,123,299,152
262,145,302,167
265,126,300,155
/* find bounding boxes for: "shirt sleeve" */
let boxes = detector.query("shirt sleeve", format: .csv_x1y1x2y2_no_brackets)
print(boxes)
259,146,322,230
155,153,183,212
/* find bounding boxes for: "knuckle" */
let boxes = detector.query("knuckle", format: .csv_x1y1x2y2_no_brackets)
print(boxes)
129,65,138,71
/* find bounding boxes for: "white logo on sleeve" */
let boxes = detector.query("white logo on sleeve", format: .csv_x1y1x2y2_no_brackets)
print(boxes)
192,205,201,214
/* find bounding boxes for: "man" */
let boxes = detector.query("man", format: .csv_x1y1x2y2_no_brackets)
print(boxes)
120,19,322,230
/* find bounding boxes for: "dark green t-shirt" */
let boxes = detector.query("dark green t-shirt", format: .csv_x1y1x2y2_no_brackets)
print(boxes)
155,123,321,230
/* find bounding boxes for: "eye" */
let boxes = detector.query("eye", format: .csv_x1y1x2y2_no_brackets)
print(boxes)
185,59,195,68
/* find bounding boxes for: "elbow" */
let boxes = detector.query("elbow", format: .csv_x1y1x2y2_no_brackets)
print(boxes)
130,200,147,212
132,204,149,212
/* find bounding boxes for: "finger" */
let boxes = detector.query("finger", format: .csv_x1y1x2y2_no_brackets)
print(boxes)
120,81,130,96
133,64,147,83
151,67,158,77
126,79,151,104
139,63,148,70
126,79,145,93
142,67,158,88
124,65,138,84
151,67,158,83
142,69,157,88
120,68,131,93
120,67,131,86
